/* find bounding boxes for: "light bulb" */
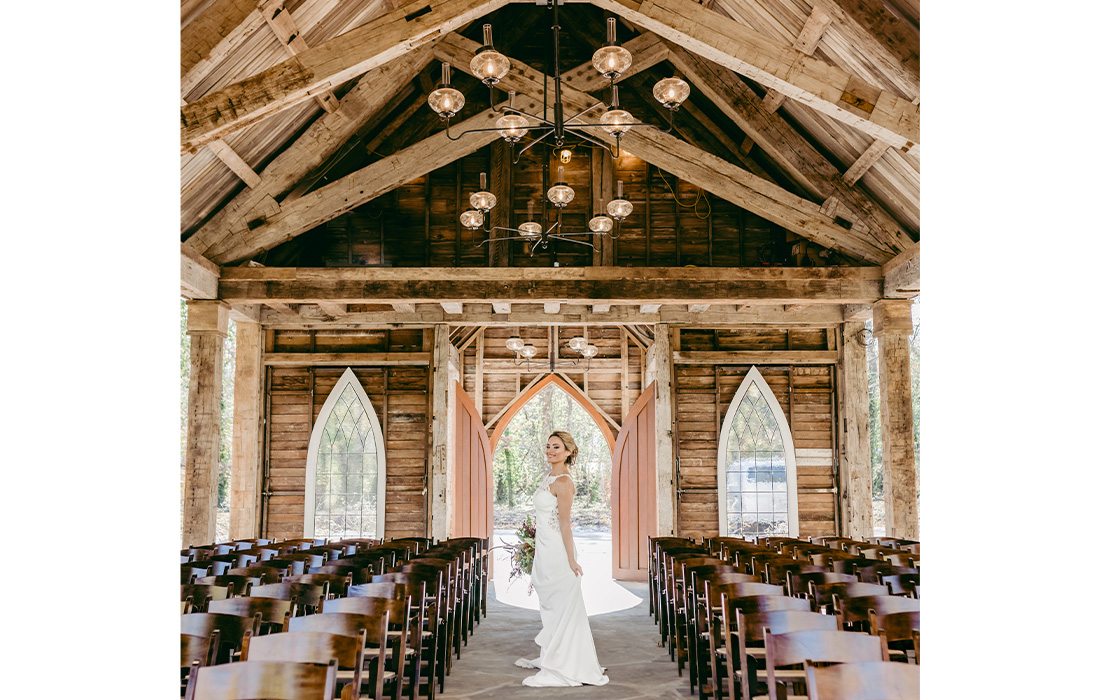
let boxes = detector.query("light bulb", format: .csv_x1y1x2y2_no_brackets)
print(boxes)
505,336,524,352
568,336,587,352
600,108,634,137
469,191,496,212
607,199,633,220
546,166,574,207
653,76,690,109
581,345,599,359
559,148,572,164
470,25,510,85
428,87,464,119
496,114,529,143
459,209,483,229
592,45,633,81
520,345,537,359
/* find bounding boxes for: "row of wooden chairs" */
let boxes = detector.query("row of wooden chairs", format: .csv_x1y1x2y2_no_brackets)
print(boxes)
182,535,489,700
650,535,919,700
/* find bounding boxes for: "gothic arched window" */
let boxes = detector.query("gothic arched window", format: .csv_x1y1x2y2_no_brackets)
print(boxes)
717,367,799,537
305,368,386,539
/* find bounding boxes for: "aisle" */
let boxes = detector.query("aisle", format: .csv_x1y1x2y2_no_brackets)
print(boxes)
438,580,692,699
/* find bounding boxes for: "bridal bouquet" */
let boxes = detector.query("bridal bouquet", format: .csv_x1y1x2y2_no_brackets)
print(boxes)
506,515,537,590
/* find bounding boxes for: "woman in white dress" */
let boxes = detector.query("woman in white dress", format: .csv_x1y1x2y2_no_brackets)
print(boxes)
514,430,610,687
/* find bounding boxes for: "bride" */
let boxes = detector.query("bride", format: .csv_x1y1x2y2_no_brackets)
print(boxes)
514,430,610,687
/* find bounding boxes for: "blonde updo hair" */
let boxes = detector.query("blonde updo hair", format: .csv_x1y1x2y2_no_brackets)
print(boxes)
548,430,579,467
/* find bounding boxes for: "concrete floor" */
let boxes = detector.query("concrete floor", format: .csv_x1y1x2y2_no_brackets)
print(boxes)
437,580,694,699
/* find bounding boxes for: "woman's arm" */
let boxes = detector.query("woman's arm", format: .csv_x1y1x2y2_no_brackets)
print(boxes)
551,477,583,576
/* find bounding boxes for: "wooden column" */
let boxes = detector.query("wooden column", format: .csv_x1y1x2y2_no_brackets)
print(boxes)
872,300,918,539
183,300,229,547
428,324,452,540
651,323,676,536
488,141,511,267
229,320,263,539
839,320,873,537
591,150,616,266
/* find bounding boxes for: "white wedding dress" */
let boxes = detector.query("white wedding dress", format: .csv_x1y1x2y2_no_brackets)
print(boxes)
514,472,609,687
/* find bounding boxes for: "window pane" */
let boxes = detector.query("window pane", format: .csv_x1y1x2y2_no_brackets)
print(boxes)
724,376,791,536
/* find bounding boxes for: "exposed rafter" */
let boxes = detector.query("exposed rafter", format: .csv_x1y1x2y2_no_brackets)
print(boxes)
180,0,511,152
592,0,919,148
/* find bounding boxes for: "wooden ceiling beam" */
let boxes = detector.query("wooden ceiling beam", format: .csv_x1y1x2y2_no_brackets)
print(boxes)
218,266,882,305
180,0,511,151
259,302,849,328
206,138,261,188
592,0,919,148
181,0,266,95
757,6,833,115
665,43,913,256
181,248,220,300
881,241,919,299
259,0,341,113
184,46,434,257
437,34,890,263
205,94,546,264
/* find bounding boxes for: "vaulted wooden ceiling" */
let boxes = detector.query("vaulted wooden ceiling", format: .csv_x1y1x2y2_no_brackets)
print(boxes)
180,0,918,286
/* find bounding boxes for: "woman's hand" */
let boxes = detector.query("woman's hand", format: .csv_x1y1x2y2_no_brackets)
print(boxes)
569,559,583,577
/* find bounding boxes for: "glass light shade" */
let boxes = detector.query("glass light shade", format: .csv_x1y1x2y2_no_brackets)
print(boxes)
599,108,634,136
505,336,524,352
520,345,537,359
588,214,614,233
518,221,542,239
496,114,529,143
607,198,633,220
470,50,510,85
592,45,633,80
568,336,587,352
581,344,599,359
459,209,483,229
653,77,690,109
469,191,496,211
546,183,575,207
428,86,464,118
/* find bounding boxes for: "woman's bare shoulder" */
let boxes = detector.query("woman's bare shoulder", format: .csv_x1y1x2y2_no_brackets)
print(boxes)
548,473,576,496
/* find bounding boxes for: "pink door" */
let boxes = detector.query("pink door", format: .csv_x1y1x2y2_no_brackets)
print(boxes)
611,384,658,581
450,381,492,539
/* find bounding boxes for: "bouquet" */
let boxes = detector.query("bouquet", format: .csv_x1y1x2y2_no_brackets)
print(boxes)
506,515,537,592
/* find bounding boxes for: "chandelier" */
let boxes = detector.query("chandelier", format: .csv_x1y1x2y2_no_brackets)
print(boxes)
506,334,599,371
427,0,690,253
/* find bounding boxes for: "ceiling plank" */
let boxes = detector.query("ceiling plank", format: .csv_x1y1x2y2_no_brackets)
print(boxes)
206,94,545,263
184,46,434,257
665,43,912,255
180,0,510,151
259,0,341,113
592,0,919,148
219,266,883,305
814,0,919,85
437,34,890,263
181,0,265,94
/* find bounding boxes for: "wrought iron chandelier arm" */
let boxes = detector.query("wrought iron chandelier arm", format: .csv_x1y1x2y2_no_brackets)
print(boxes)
546,233,596,249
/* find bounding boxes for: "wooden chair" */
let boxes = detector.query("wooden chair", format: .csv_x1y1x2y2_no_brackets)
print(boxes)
181,583,232,613
291,572,355,599
294,606,414,700
878,572,919,598
208,596,294,634
196,574,253,597
371,572,444,698
837,595,920,631
316,563,376,585
787,572,856,600
804,660,919,700
808,581,889,614
762,629,888,700
181,632,218,693
251,581,328,615
726,609,841,700
225,564,285,585
870,610,919,663
183,659,338,700
181,612,258,664
243,631,367,700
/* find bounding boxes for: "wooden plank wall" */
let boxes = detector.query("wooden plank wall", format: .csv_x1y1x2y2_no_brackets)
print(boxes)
674,327,838,541
275,147,802,267
263,329,429,540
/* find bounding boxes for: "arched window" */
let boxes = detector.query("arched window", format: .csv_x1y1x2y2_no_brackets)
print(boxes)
717,367,798,537
305,368,386,539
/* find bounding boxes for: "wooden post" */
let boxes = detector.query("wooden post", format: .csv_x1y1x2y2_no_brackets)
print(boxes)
651,324,676,536
591,150,616,265
488,141,512,267
872,300,917,539
183,300,229,547
839,320,873,537
428,324,452,540
229,320,263,539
